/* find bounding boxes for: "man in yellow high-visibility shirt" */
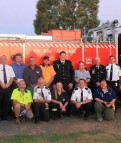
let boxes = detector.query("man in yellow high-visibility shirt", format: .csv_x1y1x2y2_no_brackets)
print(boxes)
11,80,33,125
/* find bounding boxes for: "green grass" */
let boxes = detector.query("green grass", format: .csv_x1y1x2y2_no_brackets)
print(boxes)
0,130,121,143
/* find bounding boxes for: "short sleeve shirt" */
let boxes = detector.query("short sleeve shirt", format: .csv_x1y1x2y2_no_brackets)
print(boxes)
52,91,69,105
106,64,121,81
11,88,33,105
40,65,56,84
94,88,116,102
71,87,92,102
33,86,51,100
11,63,26,80
0,64,15,84
75,69,91,80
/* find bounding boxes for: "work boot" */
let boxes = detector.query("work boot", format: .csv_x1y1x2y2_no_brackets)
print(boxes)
15,118,21,125
35,117,39,124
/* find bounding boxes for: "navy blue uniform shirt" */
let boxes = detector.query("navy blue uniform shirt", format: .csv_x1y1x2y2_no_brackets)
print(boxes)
94,87,116,102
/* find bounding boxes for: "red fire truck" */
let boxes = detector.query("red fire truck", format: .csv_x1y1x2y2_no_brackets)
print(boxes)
0,20,121,70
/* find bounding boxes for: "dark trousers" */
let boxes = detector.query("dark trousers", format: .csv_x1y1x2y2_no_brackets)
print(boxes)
11,82,18,91
90,84,101,112
71,102,92,116
50,103,61,119
50,102,69,118
33,102,50,121
0,86,12,118
33,102,44,118
107,81,119,96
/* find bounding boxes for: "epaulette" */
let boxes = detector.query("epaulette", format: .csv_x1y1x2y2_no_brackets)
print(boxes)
85,87,89,90
34,86,39,92
45,86,50,90
116,64,121,68
72,88,78,94
75,87,78,90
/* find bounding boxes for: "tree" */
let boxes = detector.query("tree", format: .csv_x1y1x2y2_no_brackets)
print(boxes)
34,0,100,34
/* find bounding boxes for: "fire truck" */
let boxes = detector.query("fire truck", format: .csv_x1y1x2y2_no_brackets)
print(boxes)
0,20,121,69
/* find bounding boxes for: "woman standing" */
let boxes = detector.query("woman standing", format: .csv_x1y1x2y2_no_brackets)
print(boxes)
75,61,91,86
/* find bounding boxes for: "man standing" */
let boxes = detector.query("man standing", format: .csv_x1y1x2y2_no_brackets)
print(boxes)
33,77,51,123
106,55,121,98
11,53,26,88
11,80,33,125
53,51,74,96
0,55,15,121
71,79,92,120
23,57,42,95
90,57,107,95
40,56,56,90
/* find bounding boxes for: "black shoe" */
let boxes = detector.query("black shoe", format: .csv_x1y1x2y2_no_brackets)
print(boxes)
3,116,12,121
0,116,2,121
35,117,39,124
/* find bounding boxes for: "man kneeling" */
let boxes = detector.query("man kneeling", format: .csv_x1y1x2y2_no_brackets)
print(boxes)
33,77,51,123
71,79,92,120
11,80,33,125
94,80,116,122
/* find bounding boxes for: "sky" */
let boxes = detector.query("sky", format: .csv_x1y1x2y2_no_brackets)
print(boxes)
0,0,120,35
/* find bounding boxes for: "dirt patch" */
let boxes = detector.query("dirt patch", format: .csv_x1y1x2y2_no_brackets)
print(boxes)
0,105,121,137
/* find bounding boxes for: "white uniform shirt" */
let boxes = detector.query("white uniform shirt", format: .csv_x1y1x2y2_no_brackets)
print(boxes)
71,87,92,102
0,64,15,84
33,86,51,100
106,64,121,81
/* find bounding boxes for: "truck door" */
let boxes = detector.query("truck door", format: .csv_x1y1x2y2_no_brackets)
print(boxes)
118,34,121,66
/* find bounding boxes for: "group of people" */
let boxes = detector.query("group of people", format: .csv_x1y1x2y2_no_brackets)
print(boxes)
0,51,121,125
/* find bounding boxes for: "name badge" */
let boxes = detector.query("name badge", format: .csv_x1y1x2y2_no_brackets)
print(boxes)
115,82,118,86
92,69,95,74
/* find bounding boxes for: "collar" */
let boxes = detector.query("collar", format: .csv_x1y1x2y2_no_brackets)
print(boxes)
14,62,23,66
60,60,66,63
29,65,38,69
79,69,86,73
37,86,46,90
109,63,115,66
18,88,27,93
79,87,85,91
42,64,50,67
98,87,111,93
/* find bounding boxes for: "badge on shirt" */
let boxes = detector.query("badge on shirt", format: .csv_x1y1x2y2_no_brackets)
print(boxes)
115,82,118,86
88,90,91,94
63,98,65,102
101,93,103,98
57,64,60,69
101,71,104,73
36,71,40,73
92,69,95,74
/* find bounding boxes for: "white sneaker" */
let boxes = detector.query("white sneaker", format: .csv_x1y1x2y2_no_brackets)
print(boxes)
97,118,103,122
